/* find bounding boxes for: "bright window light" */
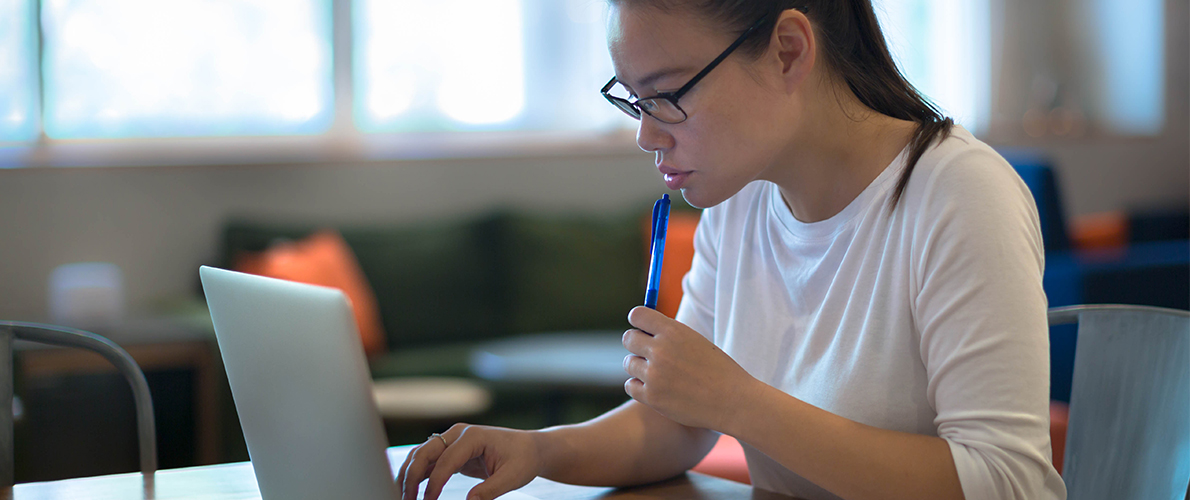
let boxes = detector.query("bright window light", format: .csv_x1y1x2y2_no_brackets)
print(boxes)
355,0,632,133
873,0,991,135
0,0,39,144
40,0,333,139
356,0,525,131
536,0,637,132
1093,0,1164,135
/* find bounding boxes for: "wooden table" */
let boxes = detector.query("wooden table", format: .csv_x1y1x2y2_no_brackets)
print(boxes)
1,445,795,499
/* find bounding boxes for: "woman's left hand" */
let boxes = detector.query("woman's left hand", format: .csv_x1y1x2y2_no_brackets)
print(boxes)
622,306,762,432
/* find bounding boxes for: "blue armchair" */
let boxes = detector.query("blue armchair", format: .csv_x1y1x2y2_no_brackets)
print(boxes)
1006,153,1190,402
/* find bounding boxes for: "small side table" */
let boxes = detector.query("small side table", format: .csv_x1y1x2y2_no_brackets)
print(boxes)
469,331,629,425
470,331,628,388
371,377,492,421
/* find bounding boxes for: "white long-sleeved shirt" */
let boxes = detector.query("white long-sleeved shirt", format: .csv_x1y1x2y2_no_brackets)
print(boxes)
675,126,1066,499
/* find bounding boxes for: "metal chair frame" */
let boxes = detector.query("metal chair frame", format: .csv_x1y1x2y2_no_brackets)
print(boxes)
0,322,156,487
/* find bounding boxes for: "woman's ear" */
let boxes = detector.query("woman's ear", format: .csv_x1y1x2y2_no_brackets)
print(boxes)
771,9,817,93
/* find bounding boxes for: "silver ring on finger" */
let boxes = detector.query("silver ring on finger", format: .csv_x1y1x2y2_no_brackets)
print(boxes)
429,432,449,448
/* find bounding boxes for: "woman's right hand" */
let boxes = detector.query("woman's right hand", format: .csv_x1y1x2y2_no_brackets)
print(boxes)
397,423,545,500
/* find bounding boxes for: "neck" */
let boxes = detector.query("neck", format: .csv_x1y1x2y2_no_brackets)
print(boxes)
763,81,918,223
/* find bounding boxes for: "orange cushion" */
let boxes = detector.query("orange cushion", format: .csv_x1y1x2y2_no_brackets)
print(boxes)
1071,211,1129,251
692,434,750,484
642,211,700,318
234,229,387,357
1050,401,1069,475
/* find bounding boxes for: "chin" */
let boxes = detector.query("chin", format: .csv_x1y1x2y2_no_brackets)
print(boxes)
678,187,727,210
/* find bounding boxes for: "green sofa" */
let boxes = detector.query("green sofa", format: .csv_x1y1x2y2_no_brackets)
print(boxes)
215,207,659,441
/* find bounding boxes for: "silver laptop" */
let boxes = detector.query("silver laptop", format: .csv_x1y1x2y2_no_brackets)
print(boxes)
200,265,397,500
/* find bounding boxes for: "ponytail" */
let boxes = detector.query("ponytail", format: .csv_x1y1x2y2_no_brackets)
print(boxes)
828,0,953,209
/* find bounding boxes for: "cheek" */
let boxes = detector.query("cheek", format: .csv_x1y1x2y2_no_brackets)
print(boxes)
672,133,757,208
682,127,776,206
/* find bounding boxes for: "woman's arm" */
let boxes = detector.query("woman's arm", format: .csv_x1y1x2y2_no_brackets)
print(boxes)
727,381,964,500
623,306,965,500
534,399,720,486
400,398,718,500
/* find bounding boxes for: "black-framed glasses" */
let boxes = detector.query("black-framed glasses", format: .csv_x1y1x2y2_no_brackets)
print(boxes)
601,15,770,124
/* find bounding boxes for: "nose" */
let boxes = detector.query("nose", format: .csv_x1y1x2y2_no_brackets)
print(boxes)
636,115,674,153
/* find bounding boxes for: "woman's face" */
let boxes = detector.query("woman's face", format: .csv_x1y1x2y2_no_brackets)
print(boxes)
607,5,794,208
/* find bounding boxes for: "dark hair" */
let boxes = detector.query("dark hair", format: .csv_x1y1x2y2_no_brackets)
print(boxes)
610,0,953,210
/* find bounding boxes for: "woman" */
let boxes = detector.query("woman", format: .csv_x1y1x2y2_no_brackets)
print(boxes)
399,1,1065,499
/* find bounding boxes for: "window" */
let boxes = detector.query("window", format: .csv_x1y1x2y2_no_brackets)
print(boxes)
875,0,1165,139
0,0,39,143
40,0,333,139
0,0,1170,166
356,0,526,130
873,0,992,135
355,0,629,133
1089,0,1164,135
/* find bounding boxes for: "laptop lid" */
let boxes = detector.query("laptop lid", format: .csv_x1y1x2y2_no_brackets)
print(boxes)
200,265,396,500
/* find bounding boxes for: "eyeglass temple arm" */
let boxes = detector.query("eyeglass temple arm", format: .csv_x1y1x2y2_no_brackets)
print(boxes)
672,16,769,100
601,77,618,94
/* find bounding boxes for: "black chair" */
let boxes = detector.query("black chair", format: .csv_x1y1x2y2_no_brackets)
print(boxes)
0,322,156,486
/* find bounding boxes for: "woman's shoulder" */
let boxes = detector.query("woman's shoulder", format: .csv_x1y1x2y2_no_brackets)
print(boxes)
896,125,1041,256
903,125,1033,212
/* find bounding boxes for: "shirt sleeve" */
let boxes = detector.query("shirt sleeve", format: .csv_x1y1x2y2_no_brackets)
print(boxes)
675,208,719,342
910,149,1067,500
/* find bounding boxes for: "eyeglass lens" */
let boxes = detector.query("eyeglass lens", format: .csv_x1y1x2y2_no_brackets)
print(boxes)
605,81,687,123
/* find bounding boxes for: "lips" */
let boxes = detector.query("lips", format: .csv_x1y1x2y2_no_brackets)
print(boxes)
658,164,693,190
663,172,691,190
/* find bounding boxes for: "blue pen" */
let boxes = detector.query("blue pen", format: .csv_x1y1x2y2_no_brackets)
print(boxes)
644,194,671,310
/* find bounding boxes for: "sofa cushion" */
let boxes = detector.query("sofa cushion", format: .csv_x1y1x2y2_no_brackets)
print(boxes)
232,229,387,356
344,215,507,349
497,210,645,335
368,342,479,379
220,216,507,350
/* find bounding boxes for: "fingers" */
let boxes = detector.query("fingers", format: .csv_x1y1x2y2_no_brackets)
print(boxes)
423,431,479,500
401,439,441,500
624,376,646,403
401,426,466,500
622,328,653,357
466,467,528,500
627,305,670,333
397,445,416,495
622,353,648,381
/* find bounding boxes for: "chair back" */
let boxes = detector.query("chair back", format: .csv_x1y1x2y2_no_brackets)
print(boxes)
1050,305,1190,500
0,322,156,486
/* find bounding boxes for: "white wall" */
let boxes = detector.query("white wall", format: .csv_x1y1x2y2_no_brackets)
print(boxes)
991,0,1189,218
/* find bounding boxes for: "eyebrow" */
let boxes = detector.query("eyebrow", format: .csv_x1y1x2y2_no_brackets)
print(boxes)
623,66,694,93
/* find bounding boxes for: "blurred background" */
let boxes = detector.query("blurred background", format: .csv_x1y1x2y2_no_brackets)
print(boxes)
0,0,1186,485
